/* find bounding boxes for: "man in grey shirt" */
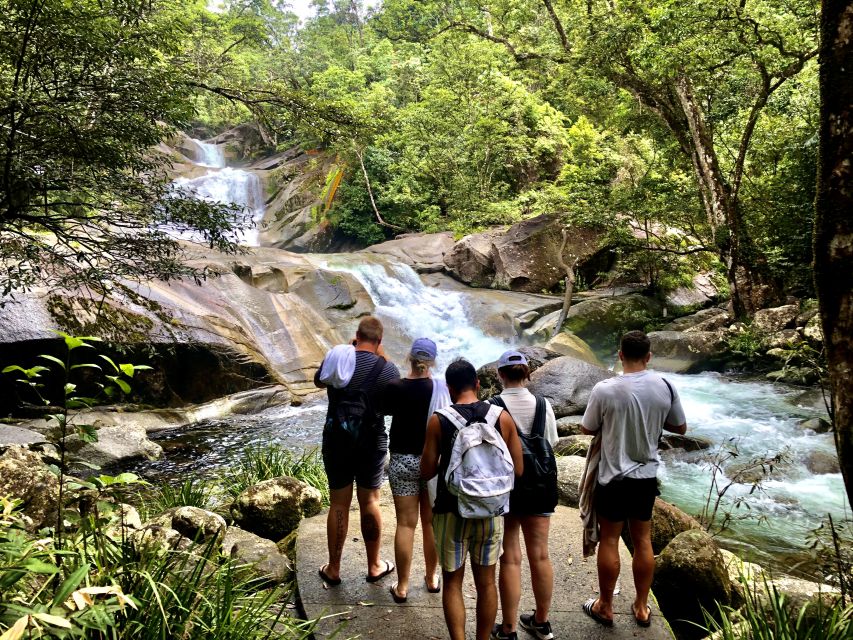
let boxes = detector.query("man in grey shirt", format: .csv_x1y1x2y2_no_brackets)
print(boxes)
581,331,687,627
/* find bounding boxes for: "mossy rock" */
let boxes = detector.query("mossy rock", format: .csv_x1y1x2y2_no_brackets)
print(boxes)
563,294,663,353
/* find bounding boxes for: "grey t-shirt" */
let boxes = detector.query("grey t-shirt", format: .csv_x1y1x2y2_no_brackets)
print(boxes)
582,370,686,485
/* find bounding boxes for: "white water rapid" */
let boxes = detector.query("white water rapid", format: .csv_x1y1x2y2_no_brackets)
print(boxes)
190,138,226,168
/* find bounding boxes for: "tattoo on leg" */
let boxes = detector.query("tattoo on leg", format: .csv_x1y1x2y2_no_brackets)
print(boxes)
334,510,345,558
362,513,380,542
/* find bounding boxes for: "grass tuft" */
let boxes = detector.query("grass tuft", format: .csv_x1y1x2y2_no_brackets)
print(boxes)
223,445,330,506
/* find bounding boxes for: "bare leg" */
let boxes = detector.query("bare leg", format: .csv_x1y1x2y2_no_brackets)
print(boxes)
419,490,439,588
593,516,623,622
471,561,498,640
392,494,419,596
325,484,354,581
627,518,654,623
498,516,522,633
356,485,384,577
520,515,553,624
442,565,467,640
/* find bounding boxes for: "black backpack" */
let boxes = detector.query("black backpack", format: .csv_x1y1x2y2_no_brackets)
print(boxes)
329,356,387,442
489,395,558,515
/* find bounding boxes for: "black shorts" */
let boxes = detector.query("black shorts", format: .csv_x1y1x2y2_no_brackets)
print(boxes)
594,477,660,522
322,430,388,491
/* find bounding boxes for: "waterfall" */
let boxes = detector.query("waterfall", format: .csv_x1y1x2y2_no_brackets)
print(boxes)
190,138,226,168
324,259,509,371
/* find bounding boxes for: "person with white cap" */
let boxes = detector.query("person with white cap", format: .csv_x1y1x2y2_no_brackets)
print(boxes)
489,350,558,640
383,337,451,603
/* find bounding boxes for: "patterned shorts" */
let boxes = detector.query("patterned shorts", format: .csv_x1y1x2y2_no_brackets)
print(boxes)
432,511,504,572
388,453,424,497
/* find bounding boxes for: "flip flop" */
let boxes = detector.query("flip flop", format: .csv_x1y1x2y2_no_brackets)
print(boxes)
634,604,652,627
366,560,395,583
582,598,614,627
318,564,341,586
424,575,441,594
389,583,407,603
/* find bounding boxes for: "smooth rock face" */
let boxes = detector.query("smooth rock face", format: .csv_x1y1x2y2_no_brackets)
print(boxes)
803,449,841,475
66,423,163,467
648,330,728,373
0,425,47,448
231,476,323,540
476,346,563,399
563,294,663,353
663,306,731,333
364,232,455,273
443,230,500,287
527,356,615,417
752,304,798,334
222,526,293,583
653,529,732,638
797,417,832,434
0,446,59,531
664,273,722,314
623,498,701,555
543,333,600,366
555,455,587,507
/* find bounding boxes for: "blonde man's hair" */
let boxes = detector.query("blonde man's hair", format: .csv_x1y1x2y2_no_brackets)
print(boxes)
356,316,384,343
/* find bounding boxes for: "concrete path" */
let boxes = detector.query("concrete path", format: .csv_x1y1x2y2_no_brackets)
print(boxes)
297,489,673,640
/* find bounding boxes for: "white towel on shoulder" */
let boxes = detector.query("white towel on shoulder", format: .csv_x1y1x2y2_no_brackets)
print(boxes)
426,376,451,506
318,344,356,389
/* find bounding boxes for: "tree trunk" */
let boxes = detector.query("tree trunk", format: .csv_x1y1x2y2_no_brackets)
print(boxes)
551,229,577,339
815,0,853,507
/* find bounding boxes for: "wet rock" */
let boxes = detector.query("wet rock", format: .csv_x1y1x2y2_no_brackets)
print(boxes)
0,445,59,531
364,232,455,273
556,415,584,437
231,262,289,293
222,526,293,583
659,434,713,452
803,314,823,344
623,498,701,555
803,450,840,475
231,476,323,541
528,356,615,418
648,330,728,373
290,268,372,316
514,310,541,330
65,423,162,467
543,332,600,365
555,455,587,508
553,435,593,457
766,367,819,386
476,346,563,398
726,458,790,484
563,294,663,353
753,304,798,334
663,306,731,333
653,529,733,638
443,230,500,287
145,506,227,544
797,417,832,434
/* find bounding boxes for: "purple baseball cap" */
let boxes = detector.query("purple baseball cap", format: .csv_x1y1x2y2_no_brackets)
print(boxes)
498,349,528,368
410,337,438,361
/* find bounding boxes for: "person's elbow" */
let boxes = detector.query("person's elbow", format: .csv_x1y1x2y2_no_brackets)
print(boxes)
666,422,687,435
513,458,524,477
581,426,595,436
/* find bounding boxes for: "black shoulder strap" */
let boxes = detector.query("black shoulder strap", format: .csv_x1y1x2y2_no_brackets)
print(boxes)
531,395,547,438
359,356,387,391
488,395,508,410
662,378,674,403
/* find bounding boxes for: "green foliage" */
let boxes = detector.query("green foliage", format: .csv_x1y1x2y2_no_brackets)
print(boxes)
223,445,329,506
726,326,770,361
147,478,219,517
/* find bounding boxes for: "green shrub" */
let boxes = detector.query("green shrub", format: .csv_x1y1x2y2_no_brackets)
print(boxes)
146,477,219,517
223,445,329,506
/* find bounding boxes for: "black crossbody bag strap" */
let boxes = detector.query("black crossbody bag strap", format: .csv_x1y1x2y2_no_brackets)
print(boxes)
487,395,508,410
531,395,547,438
360,356,387,391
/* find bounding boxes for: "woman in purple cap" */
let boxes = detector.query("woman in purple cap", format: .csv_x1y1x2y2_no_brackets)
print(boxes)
490,350,558,640
383,337,450,603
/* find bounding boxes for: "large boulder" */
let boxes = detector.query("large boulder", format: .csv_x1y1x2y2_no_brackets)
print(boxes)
544,333,601,365
364,232,455,273
803,314,823,344
664,307,732,333
664,273,724,315
476,346,563,398
231,476,323,540
527,356,615,417
653,529,733,638
144,506,227,544
803,450,840,475
65,423,162,467
0,445,59,531
553,435,593,457
659,434,713,452
222,526,293,583
752,304,798,334
443,230,501,287
556,415,584,437
555,455,587,507
648,330,729,373
0,425,47,449
622,498,701,555
562,294,663,353
797,417,832,434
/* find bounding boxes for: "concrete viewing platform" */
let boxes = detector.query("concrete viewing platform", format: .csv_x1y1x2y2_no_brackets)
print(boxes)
296,489,673,639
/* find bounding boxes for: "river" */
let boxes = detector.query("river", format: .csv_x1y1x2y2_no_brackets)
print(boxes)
130,140,848,576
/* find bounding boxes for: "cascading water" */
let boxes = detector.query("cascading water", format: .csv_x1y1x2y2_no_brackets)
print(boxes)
190,138,226,168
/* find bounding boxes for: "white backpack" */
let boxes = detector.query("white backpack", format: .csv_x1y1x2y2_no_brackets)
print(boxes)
437,404,515,519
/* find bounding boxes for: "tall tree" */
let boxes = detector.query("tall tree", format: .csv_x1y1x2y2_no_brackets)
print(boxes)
815,0,853,506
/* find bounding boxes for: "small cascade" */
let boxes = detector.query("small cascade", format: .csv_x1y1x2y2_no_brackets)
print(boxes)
190,138,226,168
324,258,509,371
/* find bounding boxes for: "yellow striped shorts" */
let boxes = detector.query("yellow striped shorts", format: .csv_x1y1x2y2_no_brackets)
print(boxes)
432,511,504,572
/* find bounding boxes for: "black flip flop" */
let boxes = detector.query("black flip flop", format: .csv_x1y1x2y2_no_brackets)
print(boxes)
318,564,341,586
582,598,614,627
424,575,441,593
389,583,407,603
366,560,395,583
634,604,652,627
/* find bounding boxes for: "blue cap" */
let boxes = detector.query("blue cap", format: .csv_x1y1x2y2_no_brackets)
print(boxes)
410,337,438,361
498,350,528,368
